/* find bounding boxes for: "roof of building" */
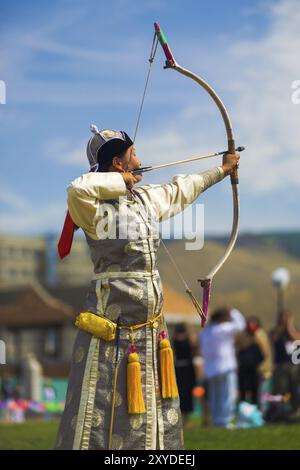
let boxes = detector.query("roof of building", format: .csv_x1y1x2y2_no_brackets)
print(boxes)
162,285,199,323
0,361,71,378
0,281,199,328
0,283,74,327
46,284,88,311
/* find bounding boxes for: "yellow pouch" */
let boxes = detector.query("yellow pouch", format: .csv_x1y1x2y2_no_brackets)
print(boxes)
75,312,117,341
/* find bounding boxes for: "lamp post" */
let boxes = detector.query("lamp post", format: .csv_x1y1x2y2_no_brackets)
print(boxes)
271,268,290,314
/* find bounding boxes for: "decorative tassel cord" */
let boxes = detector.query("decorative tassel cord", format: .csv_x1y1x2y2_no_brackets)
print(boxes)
108,328,121,449
118,311,163,332
159,331,179,399
127,330,146,414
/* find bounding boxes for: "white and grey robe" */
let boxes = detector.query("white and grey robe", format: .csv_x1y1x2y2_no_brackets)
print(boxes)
55,166,224,450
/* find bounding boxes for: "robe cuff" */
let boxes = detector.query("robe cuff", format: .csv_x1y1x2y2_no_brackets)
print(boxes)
200,166,225,190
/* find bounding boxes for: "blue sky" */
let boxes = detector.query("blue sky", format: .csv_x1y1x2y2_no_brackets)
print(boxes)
0,0,299,236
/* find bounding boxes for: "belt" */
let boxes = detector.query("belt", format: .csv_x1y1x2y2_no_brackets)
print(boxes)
75,310,163,342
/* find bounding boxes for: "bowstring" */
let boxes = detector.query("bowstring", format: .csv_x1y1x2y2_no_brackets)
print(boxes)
133,33,159,144
160,239,204,321
133,31,204,320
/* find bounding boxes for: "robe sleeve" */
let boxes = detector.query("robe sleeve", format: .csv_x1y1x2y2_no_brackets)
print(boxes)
67,172,126,238
137,166,225,221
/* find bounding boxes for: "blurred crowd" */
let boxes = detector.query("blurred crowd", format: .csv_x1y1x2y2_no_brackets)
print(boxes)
0,380,62,423
173,308,300,428
1,307,299,427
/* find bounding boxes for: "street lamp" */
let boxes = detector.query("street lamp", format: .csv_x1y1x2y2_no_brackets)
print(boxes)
271,268,290,314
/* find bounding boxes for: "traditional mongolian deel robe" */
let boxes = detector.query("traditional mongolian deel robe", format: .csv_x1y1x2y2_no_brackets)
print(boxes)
55,166,224,450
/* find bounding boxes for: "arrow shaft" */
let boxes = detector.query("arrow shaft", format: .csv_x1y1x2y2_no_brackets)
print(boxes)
132,147,243,174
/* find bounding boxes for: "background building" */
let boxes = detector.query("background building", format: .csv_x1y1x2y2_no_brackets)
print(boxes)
0,234,93,289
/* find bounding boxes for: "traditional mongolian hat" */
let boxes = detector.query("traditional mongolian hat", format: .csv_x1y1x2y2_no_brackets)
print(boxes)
58,125,133,259
87,124,133,172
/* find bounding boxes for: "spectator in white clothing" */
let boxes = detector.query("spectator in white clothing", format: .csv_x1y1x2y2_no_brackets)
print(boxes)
199,307,246,427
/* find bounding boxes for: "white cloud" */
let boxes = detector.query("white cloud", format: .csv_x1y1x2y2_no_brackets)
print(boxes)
139,0,300,193
41,0,300,196
0,3,148,106
0,185,65,233
227,0,300,191
0,187,29,212
46,138,86,166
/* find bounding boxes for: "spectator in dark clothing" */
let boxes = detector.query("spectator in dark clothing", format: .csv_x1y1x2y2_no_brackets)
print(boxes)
1,375,14,400
270,310,300,415
173,323,196,426
236,317,272,407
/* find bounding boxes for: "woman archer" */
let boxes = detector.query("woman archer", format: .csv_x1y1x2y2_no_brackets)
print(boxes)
55,125,239,450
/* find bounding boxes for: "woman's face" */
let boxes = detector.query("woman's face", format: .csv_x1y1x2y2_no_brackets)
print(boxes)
122,146,141,171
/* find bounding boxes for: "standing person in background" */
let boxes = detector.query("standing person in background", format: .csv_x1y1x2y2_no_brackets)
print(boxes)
236,317,273,407
199,307,246,427
270,310,300,416
1,374,14,401
173,323,196,428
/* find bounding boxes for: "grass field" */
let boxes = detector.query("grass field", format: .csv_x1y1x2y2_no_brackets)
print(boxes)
0,419,299,450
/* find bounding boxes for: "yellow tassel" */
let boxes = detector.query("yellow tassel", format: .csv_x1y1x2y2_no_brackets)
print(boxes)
127,345,146,414
159,332,179,399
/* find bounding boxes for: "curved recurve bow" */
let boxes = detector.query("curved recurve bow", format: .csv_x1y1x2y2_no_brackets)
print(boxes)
154,22,240,327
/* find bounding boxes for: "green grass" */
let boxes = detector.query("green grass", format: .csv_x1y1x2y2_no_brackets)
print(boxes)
0,420,59,450
0,419,299,450
184,420,300,450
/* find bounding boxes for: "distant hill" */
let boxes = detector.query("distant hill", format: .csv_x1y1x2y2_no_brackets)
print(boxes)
209,231,300,259
158,231,300,329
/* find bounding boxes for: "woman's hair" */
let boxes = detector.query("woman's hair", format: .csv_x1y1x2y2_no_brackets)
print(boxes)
96,133,133,172
97,149,127,172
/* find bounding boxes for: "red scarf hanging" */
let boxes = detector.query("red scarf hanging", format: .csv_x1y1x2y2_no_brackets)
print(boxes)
57,210,76,259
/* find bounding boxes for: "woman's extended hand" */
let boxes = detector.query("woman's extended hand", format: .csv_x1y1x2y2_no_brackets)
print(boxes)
222,152,240,176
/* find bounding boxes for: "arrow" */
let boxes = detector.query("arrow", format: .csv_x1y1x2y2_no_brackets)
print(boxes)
132,146,244,175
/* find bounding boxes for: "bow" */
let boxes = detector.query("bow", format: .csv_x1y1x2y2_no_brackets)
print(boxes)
155,23,240,326
135,23,240,327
